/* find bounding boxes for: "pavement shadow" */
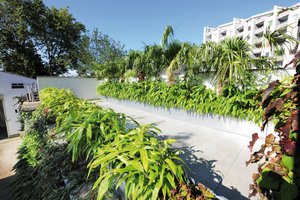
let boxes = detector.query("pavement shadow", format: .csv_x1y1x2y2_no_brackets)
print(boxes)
0,175,15,200
173,145,249,200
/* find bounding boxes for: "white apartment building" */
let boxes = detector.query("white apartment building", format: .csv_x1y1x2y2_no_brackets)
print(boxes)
203,3,300,67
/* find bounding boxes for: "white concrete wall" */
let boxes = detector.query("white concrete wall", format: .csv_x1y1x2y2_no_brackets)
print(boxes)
101,96,273,138
0,72,37,137
37,77,103,100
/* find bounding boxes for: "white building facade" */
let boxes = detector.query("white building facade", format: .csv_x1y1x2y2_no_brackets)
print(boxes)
0,72,37,138
203,3,300,67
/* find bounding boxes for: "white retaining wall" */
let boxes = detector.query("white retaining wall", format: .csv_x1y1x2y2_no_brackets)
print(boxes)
37,77,103,100
101,96,274,138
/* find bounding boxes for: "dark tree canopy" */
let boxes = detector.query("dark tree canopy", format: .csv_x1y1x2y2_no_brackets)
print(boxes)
0,0,85,78
76,28,126,77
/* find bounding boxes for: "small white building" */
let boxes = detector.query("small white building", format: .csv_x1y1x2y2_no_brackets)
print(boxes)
0,72,37,138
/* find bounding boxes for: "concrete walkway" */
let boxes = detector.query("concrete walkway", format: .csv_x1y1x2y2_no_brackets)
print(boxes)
0,137,22,200
98,100,263,200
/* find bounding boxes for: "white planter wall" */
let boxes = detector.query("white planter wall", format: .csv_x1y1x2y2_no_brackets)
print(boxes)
101,96,274,138
37,77,103,100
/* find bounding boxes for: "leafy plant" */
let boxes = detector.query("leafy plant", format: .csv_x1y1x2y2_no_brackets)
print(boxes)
170,182,217,200
246,75,300,200
11,87,218,200
97,80,264,124
88,124,187,200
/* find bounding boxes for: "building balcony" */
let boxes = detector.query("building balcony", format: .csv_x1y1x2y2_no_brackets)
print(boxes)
276,21,288,30
254,26,264,34
253,37,263,43
252,47,262,54
277,11,289,20
236,32,243,37
236,23,244,30
255,18,265,25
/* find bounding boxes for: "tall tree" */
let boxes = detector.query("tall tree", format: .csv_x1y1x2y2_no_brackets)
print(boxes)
0,0,85,77
77,28,126,77
0,0,47,77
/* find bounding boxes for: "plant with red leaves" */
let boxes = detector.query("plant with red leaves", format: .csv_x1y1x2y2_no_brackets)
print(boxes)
246,74,300,200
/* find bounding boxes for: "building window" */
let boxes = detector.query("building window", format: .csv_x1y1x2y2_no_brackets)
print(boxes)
255,33,263,38
277,61,283,67
293,14,298,21
278,16,288,24
256,22,264,29
254,53,261,58
11,83,24,89
207,35,212,39
266,52,269,57
255,43,262,48
248,26,251,31
268,21,273,28
221,31,226,36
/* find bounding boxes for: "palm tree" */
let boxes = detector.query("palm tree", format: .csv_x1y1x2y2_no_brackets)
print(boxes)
203,37,271,94
263,28,286,53
166,42,203,83
161,26,174,49
93,58,126,82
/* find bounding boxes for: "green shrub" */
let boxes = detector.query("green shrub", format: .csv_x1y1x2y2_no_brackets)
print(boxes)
97,80,263,124
12,88,214,200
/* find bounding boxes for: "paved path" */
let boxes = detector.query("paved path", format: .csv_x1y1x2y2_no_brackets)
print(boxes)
98,100,263,200
0,137,22,200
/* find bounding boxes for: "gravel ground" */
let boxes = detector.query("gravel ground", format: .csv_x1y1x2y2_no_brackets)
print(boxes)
0,137,22,200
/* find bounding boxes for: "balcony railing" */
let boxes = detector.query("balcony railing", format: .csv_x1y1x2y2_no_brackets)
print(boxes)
254,26,264,34
253,47,262,54
276,21,288,30
236,32,243,37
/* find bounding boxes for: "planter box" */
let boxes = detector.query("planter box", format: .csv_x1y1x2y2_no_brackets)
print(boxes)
100,96,274,138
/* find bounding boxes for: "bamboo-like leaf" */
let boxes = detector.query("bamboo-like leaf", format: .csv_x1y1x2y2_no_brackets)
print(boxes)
140,148,149,172
166,172,176,188
86,123,92,144
165,158,177,175
131,160,144,172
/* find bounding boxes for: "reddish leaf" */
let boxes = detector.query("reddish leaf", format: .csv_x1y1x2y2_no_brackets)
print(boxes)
246,146,266,166
290,110,299,132
261,80,281,103
269,157,280,163
265,134,275,144
265,163,286,176
170,189,177,194
280,124,291,137
248,133,259,152
282,139,296,156
248,188,258,198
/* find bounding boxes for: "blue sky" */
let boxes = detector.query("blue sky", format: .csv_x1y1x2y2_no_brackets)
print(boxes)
43,0,300,51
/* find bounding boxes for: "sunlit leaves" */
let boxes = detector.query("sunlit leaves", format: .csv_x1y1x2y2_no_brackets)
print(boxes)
97,80,263,124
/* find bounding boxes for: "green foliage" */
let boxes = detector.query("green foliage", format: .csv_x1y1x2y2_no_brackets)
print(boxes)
97,80,263,124
0,0,85,77
202,37,277,87
89,125,186,200
12,87,215,200
77,28,126,77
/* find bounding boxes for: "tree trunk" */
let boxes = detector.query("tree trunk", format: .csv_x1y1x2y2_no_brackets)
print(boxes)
138,71,145,82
